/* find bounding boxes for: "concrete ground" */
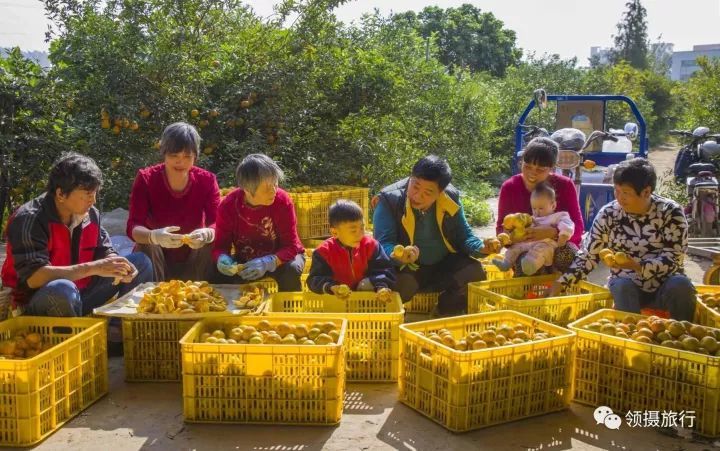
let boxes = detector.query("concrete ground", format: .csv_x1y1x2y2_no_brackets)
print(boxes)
8,147,720,450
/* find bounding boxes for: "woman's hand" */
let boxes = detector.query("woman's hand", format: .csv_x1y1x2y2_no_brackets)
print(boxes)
524,226,558,241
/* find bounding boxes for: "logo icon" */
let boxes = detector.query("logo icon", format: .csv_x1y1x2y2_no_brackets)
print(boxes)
594,406,621,429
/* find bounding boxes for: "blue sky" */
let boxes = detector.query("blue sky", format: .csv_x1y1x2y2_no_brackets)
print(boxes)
1,0,719,62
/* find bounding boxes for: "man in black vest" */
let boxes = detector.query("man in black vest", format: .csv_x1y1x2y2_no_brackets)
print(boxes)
373,155,487,315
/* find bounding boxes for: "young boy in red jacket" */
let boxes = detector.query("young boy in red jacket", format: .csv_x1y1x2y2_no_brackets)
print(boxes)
308,200,395,300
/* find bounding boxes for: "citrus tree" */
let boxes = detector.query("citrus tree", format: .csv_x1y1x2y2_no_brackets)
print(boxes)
42,0,504,210
0,48,68,224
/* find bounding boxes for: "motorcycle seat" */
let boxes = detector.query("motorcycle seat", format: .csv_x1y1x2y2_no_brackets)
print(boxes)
688,162,716,174
692,180,718,189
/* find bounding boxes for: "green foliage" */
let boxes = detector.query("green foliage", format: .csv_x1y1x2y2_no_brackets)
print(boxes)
37,1,505,208
0,48,68,212
611,0,649,69
2,0,699,220
656,168,688,206
680,57,720,132
391,4,521,77
459,180,494,227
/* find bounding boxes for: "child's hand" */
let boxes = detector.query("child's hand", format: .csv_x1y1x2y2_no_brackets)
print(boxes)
557,235,568,247
497,233,512,247
483,238,502,255
330,284,351,298
375,287,392,302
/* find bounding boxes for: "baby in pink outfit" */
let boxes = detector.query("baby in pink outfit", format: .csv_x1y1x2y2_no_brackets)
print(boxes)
493,183,575,275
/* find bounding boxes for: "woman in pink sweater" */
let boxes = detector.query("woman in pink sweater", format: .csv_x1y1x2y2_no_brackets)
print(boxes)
496,137,584,273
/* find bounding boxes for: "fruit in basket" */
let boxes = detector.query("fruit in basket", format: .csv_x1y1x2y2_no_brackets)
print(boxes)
422,322,551,352
138,280,226,314
587,315,720,356
294,324,309,338
472,340,487,350
199,321,340,345
233,284,265,309
698,293,719,309
308,328,321,340
0,330,47,359
700,336,719,353
0,340,16,357
315,334,334,345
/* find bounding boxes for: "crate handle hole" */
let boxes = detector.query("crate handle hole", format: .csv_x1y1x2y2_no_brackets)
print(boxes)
52,326,73,335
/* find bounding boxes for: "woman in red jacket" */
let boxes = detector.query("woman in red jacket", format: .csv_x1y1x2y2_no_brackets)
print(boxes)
496,137,584,273
127,122,220,281
213,154,305,290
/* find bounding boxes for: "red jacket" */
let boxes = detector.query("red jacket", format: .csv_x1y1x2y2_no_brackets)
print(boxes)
213,188,304,263
1,194,114,305
126,164,220,263
308,236,395,293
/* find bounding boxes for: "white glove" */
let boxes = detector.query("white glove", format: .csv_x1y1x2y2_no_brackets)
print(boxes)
149,226,183,248
187,228,215,249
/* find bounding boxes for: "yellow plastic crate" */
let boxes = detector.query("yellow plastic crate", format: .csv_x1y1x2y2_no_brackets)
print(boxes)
122,279,277,382
289,186,369,239
695,285,720,329
568,309,720,437
301,238,327,249
399,311,575,432
402,259,512,314
0,316,108,446
404,292,439,314
468,274,612,326
180,315,347,425
266,292,404,382
482,255,514,282
300,273,311,292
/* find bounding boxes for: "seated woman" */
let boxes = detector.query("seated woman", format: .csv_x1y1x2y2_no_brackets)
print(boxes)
550,158,696,321
495,137,584,274
127,122,221,281
212,154,305,291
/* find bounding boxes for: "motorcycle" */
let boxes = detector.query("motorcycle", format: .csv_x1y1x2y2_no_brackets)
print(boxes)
670,129,720,237
672,127,711,183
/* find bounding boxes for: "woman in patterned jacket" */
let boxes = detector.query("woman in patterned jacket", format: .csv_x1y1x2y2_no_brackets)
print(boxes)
550,158,696,321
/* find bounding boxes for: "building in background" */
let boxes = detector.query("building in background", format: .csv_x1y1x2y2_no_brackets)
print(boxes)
670,44,720,81
589,46,612,66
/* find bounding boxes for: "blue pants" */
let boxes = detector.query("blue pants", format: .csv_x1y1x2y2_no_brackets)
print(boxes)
24,252,154,317
608,275,696,321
